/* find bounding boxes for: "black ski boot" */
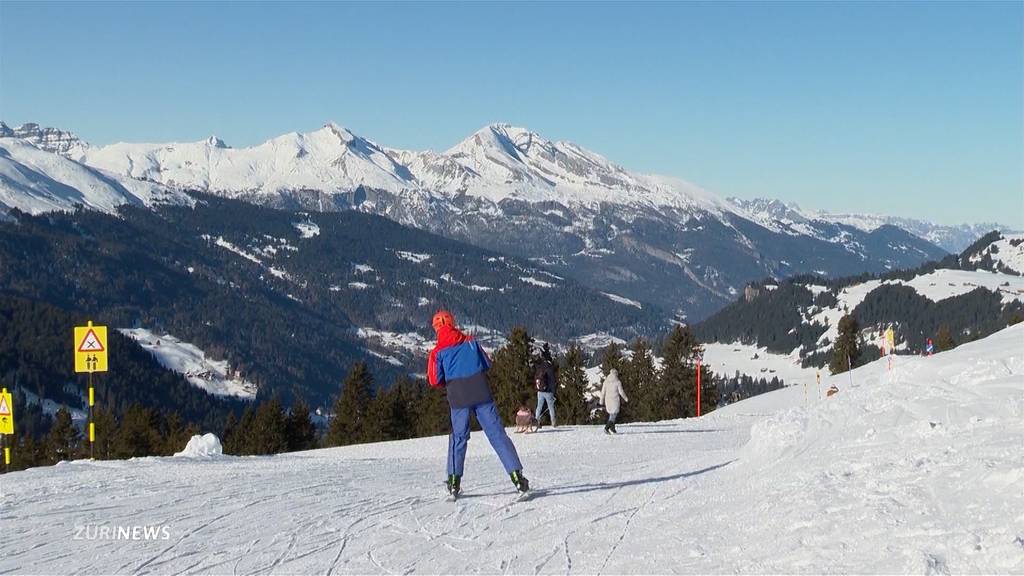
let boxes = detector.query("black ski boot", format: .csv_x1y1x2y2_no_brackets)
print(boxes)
604,423,612,435
446,474,461,499
610,423,618,434
510,470,530,494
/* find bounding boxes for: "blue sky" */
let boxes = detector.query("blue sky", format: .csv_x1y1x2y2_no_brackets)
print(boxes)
1,1,1021,226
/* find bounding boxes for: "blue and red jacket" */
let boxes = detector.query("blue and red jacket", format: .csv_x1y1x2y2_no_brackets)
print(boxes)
427,325,494,408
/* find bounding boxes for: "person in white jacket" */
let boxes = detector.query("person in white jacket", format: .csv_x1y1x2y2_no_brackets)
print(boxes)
600,368,629,434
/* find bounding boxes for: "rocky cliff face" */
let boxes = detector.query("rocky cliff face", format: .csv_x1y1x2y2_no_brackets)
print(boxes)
0,122,90,158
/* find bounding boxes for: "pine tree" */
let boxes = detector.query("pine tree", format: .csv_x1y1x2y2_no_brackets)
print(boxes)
415,381,449,438
657,325,702,420
622,338,658,422
367,376,417,442
829,314,862,375
113,404,162,458
697,357,719,416
47,407,79,463
599,342,625,377
91,406,118,459
557,344,591,425
225,406,256,455
16,434,41,470
251,396,288,455
285,398,317,452
222,411,239,454
487,327,535,423
327,362,374,446
161,411,192,456
934,324,956,352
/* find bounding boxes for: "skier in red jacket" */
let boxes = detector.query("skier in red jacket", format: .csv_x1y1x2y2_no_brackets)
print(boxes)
428,310,528,499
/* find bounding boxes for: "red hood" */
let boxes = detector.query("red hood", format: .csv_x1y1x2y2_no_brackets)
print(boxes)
434,325,470,349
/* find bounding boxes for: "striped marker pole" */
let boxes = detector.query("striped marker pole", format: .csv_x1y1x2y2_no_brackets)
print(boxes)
88,372,94,459
696,358,702,418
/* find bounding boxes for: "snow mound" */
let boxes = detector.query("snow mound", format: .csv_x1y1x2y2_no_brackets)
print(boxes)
173,433,223,458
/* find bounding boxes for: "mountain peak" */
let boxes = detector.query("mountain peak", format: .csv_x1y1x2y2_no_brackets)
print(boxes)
0,121,90,158
205,135,228,148
322,122,356,143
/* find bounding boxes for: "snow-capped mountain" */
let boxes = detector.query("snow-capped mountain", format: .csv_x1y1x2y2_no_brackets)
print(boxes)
408,123,734,213
0,137,190,215
0,121,955,319
730,197,1011,253
0,121,90,158
77,122,416,199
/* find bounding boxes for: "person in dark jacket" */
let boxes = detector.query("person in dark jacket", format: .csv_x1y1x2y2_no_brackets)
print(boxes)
428,310,529,497
533,345,557,428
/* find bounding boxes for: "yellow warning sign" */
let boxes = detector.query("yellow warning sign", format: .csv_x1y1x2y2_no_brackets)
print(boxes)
74,321,109,373
0,388,14,435
885,327,896,354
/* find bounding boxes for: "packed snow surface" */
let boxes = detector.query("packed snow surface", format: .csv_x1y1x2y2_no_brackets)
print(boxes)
173,434,223,458
119,329,258,399
3,325,1021,574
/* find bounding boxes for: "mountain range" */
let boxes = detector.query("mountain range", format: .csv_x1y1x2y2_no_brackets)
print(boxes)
0,120,1004,320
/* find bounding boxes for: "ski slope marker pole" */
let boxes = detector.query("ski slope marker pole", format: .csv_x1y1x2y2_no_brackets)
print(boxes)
696,358,701,418
88,372,94,459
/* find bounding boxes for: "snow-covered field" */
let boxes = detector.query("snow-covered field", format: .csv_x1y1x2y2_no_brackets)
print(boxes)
120,329,258,399
702,342,819,390
2,325,1021,574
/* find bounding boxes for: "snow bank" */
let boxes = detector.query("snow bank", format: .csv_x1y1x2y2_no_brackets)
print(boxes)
173,433,223,458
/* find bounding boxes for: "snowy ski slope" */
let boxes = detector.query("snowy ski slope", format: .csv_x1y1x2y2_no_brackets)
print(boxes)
1,325,1021,574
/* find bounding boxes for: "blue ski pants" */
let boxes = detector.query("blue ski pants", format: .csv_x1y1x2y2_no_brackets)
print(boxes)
448,400,522,477
535,391,556,426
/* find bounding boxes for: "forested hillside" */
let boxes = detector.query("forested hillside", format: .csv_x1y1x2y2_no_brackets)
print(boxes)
0,195,665,405
696,232,1024,367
